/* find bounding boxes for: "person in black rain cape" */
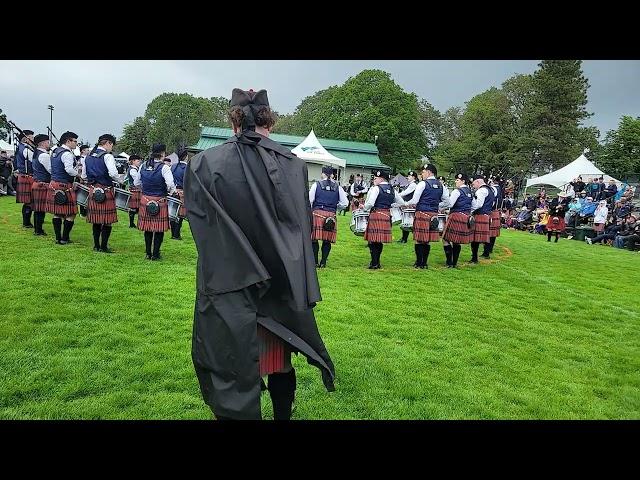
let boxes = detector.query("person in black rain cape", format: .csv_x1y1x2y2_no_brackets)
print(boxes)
184,88,336,420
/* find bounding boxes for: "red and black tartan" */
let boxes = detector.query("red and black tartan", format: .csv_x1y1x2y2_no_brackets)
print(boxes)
128,186,141,210
86,185,118,225
471,213,491,243
364,209,392,243
175,188,187,218
138,195,170,232
47,181,77,216
258,325,290,377
311,209,338,243
442,212,471,244
16,174,34,204
31,181,50,212
546,215,566,232
413,211,441,243
490,210,501,238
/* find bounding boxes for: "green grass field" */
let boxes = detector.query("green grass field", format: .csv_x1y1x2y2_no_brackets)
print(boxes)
1,196,639,419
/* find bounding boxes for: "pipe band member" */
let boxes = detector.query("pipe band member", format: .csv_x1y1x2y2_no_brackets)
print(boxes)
170,145,188,240
126,155,142,228
15,129,35,227
469,174,494,263
397,170,418,244
441,173,473,268
48,131,80,244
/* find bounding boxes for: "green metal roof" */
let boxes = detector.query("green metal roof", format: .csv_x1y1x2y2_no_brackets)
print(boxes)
191,127,389,169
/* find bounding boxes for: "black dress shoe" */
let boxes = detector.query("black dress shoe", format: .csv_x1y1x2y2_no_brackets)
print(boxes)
151,255,162,261
23,224,34,228
318,262,326,268
371,264,381,270
100,248,114,254
129,224,136,228
469,259,479,264
94,247,101,252
38,231,47,236
171,236,183,240
58,240,69,245
145,254,152,260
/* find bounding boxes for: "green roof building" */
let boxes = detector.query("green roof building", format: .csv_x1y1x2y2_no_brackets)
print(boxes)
190,127,390,185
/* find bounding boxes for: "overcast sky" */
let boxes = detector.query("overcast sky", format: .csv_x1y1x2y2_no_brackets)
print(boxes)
1,60,638,147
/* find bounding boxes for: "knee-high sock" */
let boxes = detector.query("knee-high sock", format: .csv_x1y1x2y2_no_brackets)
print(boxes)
52,217,62,242
402,229,410,242
547,231,553,241
62,219,74,242
268,368,296,421
92,223,102,249
482,240,491,257
39,212,46,233
471,242,480,261
101,225,112,250
443,244,453,266
129,211,136,227
144,231,153,256
152,232,164,257
452,243,462,266
555,232,559,242
22,204,32,226
320,241,331,264
488,236,496,253
368,242,376,265
423,243,431,266
414,243,423,265
176,218,183,236
376,243,384,265
170,220,177,238
33,212,43,232
312,240,319,265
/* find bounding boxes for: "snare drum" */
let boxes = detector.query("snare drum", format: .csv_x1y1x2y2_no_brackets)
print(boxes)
400,208,416,232
350,211,369,236
167,195,184,221
114,187,132,212
437,213,448,233
390,206,403,225
74,182,90,207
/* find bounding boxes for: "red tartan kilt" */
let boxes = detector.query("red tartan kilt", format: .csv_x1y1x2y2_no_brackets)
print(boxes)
16,174,34,204
257,325,290,377
311,209,338,243
175,188,186,217
546,215,566,232
138,195,170,232
442,212,471,244
472,213,491,243
364,209,392,243
47,181,77,216
490,210,501,237
413,211,441,243
86,185,118,224
128,187,141,210
31,181,50,212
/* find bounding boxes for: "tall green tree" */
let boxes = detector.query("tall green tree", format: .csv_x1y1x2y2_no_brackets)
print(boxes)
525,60,593,171
118,116,151,157
595,116,640,179
0,108,9,141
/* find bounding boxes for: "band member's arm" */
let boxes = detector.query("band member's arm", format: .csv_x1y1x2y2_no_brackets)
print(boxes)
62,151,79,177
363,186,380,212
407,181,426,205
161,164,177,195
400,182,416,200
393,190,406,206
445,188,460,209
104,153,120,182
40,153,52,173
133,171,142,187
308,181,317,207
337,186,349,210
349,183,356,196
439,186,450,210
471,187,488,211
25,148,34,162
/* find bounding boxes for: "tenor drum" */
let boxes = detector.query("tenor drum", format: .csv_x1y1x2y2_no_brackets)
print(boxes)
114,187,132,212
390,206,403,225
74,182,90,207
350,211,369,236
437,213,448,233
167,195,184,221
400,208,416,232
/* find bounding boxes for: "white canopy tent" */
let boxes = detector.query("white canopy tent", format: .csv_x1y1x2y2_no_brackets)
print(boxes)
526,153,622,190
0,139,15,154
291,130,346,169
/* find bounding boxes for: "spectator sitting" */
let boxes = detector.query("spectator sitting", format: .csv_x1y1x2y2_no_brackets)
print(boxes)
593,200,609,234
571,176,586,194
587,217,627,245
534,211,549,234
613,215,640,250
604,179,618,200
595,177,606,200
525,194,537,211
564,196,582,224
587,178,601,199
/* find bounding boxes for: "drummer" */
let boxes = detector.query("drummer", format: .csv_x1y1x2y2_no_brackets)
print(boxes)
169,146,188,240
406,163,449,269
84,134,120,253
134,143,177,260
309,165,349,267
126,155,142,228
77,144,91,217
397,170,418,244
441,173,473,268
362,170,406,269
349,173,369,210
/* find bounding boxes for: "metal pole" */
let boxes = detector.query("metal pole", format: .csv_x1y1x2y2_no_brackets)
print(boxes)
48,105,54,143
